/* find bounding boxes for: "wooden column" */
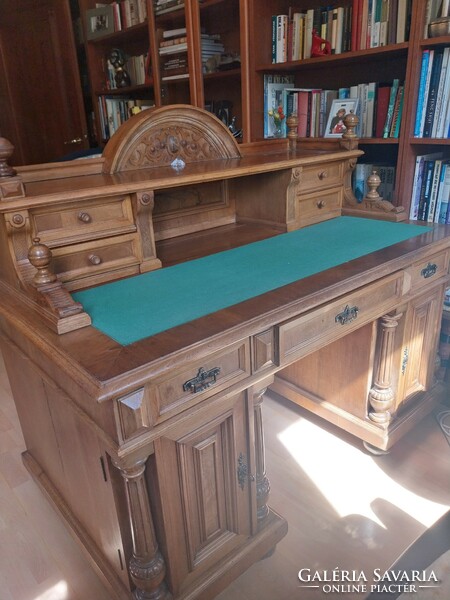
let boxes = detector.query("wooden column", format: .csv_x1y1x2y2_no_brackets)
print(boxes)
253,386,270,528
368,312,403,426
114,458,172,600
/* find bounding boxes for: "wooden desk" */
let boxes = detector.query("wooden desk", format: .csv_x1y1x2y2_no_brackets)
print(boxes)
0,106,449,600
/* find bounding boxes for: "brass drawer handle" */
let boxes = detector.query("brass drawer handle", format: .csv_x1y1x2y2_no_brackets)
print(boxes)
88,254,102,265
183,366,221,394
318,171,328,180
335,305,359,325
78,211,92,223
316,199,326,209
421,263,437,278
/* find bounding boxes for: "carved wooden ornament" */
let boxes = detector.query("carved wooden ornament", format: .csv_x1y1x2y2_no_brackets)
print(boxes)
102,104,241,174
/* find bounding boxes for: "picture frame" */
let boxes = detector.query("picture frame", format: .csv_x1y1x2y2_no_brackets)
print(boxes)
86,5,115,40
324,98,359,138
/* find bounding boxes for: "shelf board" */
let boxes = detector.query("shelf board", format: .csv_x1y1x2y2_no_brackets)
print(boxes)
95,84,153,96
87,22,148,45
257,43,409,72
419,35,450,48
204,68,241,80
359,138,400,145
409,138,450,145
199,0,227,9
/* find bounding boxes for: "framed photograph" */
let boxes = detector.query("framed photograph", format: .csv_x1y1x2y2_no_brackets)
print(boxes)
324,98,359,138
86,5,115,40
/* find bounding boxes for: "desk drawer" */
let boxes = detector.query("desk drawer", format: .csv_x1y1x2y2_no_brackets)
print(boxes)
51,233,141,283
406,250,449,293
296,188,342,227
278,272,404,363
31,195,135,246
300,161,343,193
146,339,251,426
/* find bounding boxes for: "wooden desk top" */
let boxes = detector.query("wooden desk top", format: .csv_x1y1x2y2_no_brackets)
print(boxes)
0,219,448,403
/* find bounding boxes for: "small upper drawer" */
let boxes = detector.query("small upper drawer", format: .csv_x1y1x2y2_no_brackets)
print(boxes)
278,271,404,364
299,161,343,193
144,339,251,426
296,188,342,228
51,233,141,284
406,250,450,293
31,195,135,247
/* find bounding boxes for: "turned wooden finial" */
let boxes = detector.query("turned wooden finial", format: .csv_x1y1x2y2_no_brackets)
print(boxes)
0,136,17,178
28,238,57,286
342,112,358,139
286,113,299,151
366,170,382,200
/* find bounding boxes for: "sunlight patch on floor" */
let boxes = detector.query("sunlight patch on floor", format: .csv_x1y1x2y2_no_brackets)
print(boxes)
33,581,68,600
278,416,449,528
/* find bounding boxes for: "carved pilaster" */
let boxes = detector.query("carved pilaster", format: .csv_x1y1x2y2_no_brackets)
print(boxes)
368,312,403,426
132,190,162,273
253,387,270,528
286,167,302,226
114,458,172,600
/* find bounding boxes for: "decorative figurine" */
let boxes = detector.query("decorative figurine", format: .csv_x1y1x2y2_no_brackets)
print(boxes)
310,29,331,57
109,48,131,88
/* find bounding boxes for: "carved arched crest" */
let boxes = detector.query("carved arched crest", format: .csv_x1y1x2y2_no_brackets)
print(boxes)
102,104,241,174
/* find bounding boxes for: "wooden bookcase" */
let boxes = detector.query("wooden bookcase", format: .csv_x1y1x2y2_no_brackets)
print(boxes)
76,0,450,215
77,0,246,143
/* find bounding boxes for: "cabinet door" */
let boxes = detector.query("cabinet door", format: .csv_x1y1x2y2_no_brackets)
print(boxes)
148,391,253,595
396,285,445,407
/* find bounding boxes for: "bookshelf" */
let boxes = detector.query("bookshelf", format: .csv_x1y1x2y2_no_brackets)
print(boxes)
77,0,245,143
75,1,450,215
245,0,450,215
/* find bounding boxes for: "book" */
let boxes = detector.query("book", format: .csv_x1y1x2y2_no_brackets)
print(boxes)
435,48,450,137
408,152,442,220
375,83,392,138
303,9,314,59
437,162,450,223
389,84,404,138
382,78,399,138
423,49,444,137
427,159,443,221
276,15,288,63
419,49,435,136
418,159,437,221
264,80,294,138
432,47,450,137
414,50,431,137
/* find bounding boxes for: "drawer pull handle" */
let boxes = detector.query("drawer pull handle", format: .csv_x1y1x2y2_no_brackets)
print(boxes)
421,263,437,278
335,304,359,325
318,171,328,180
316,199,326,209
237,453,248,490
78,211,92,223
88,254,102,265
183,366,221,394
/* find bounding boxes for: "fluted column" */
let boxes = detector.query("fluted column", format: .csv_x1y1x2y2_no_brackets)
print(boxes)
114,458,172,600
253,387,270,528
368,312,403,426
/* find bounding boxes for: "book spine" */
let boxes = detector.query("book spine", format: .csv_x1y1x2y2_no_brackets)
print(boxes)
432,47,450,137
419,160,435,221
409,157,425,220
414,50,430,137
427,159,442,221
391,85,404,138
382,79,399,138
434,162,448,223
419,50,434,136
423,50,444,137
351,0,359,51
271,16,277,63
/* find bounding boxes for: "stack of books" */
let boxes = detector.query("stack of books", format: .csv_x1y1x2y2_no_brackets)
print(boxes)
201,34,225,71
409,154,450,223
413,47,450,139
159,27,188,80
154,0,184,16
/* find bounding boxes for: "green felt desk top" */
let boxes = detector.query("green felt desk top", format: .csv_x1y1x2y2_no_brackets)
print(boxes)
73,217,431,346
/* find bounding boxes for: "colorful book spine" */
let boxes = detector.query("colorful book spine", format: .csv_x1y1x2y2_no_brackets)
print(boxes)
414,50,431,137
382,78,399,138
